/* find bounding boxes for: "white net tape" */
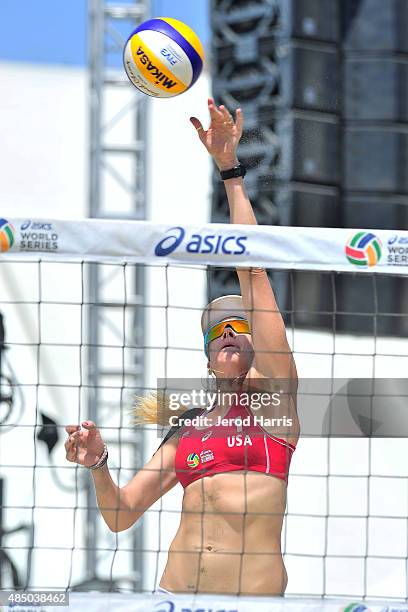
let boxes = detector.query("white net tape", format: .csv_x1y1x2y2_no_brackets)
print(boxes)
2,217,408,274
43,593,408,611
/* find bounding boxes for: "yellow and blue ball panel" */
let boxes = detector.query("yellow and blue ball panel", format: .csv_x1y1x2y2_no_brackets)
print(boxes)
123,17,204,98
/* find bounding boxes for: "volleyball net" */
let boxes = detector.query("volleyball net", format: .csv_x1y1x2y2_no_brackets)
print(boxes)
0,218,408,611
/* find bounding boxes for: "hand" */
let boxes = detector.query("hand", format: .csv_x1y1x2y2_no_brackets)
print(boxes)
190,98,244,171
65,421,105,468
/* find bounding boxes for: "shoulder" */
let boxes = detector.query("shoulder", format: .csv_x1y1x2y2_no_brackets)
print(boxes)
153,407,205,455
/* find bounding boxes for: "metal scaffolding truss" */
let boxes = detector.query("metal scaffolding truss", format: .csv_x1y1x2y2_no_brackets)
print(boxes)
86,0,150,592
89,0,150,220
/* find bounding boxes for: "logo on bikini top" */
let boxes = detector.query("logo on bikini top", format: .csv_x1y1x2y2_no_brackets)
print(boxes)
187,452,200,468
186,449,215,468
200,449,214,463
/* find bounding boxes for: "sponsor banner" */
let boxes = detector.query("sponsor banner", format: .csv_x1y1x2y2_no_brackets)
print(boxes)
44,593,408,612
1,219,408,274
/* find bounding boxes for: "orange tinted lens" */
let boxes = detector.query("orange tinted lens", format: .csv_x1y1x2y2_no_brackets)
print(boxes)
229,319,250,334
206,318,250,344
205,321,226,343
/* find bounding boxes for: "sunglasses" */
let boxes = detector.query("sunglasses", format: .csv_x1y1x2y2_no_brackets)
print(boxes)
204,317,251,355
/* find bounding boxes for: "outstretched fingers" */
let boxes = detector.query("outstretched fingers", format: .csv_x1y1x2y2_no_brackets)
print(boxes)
219,105,234,125
190,116,207,143
208,97,223,124
235,108,244,135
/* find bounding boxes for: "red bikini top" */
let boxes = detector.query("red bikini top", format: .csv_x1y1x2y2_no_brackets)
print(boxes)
173,401,296,489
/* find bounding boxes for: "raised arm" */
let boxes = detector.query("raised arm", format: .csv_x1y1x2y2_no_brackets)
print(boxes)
190,99,297,382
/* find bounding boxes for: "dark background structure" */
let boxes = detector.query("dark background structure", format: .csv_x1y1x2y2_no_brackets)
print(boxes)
209,0,408,336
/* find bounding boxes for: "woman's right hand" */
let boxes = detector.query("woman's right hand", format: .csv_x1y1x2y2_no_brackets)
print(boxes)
190,98,243,171
64,421,105,467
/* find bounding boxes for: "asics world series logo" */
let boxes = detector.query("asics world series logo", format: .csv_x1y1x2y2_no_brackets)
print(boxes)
154,227,248,258
345,230,408,269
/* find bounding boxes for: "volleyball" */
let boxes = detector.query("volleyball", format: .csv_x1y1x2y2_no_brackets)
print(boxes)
123,17,205,98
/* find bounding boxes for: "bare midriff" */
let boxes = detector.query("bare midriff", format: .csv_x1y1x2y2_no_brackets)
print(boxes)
159,470,288,595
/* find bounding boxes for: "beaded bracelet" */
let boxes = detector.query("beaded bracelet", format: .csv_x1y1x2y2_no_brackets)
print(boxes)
88,444,108,470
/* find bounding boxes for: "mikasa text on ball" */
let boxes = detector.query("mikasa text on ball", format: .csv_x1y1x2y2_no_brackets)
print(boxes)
123,17,205,98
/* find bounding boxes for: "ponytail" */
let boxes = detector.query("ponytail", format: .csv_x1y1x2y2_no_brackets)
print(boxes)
132,391,189,427
132,391,204,453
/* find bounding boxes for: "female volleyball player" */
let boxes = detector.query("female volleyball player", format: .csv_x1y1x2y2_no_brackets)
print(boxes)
65,98,299,596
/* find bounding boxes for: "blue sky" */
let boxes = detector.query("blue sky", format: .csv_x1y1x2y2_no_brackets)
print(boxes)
0,0,209,66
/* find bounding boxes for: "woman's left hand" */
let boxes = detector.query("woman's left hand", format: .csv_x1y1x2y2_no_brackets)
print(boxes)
190,98,243,171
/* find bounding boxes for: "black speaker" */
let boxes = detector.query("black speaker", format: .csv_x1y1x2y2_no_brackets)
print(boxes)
293,114,340,184
293,0,340,43
288,185,340,227
292,44,339,113
287,270,336,330
336,273,408,336
343,195,408,230
342,0,408,52
344,127,408,193
345,58,408,122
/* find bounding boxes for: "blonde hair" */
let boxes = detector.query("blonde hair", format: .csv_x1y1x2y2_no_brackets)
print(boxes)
132,390,189,426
